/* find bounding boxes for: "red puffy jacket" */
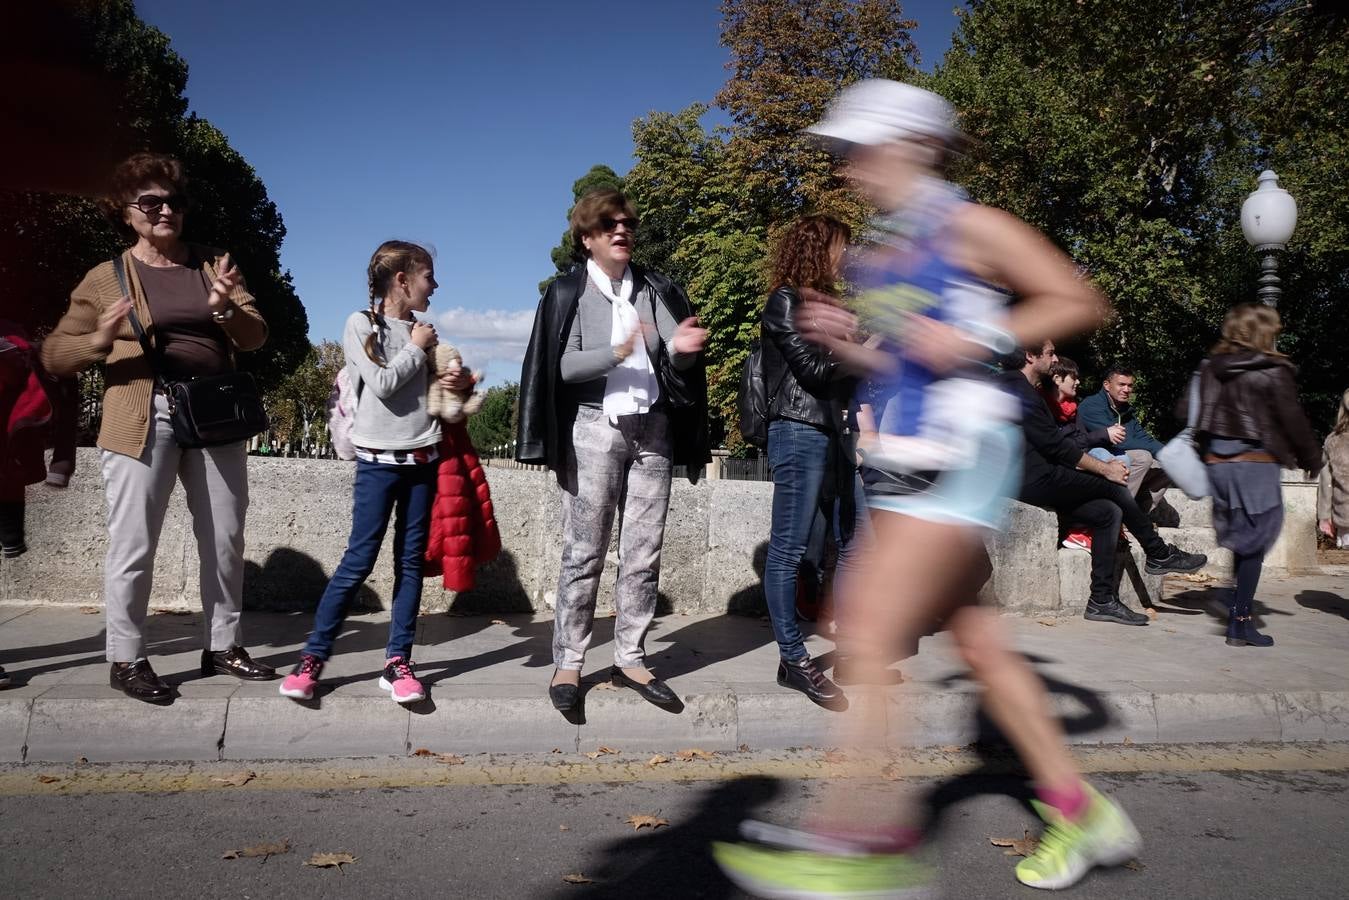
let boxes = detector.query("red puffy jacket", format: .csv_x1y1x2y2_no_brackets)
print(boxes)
1,324,52,499
423,421,501,591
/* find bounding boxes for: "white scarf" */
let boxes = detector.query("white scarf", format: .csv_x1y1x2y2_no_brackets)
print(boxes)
587,259,660,422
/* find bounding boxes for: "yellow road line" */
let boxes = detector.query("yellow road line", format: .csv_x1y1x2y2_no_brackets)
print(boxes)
3,743,1346,797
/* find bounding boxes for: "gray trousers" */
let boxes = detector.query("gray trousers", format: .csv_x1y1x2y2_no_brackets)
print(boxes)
1124,449,1171,515
554,407,672,670
99,393,248,662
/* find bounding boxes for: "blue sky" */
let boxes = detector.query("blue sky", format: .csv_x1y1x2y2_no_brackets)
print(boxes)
137,0,961,384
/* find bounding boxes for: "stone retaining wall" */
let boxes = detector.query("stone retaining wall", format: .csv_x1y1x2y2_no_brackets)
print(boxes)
0,449,1321,616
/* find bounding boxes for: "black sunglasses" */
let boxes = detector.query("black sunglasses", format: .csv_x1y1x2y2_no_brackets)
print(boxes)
599,216,638,233
127,193,189,215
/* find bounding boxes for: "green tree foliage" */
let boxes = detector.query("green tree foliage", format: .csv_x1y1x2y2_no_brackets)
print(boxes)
542,165,625,291
624,0,919,449
466,382,520,457
264,340,343,454
0,0,307,397
931,0,1349,430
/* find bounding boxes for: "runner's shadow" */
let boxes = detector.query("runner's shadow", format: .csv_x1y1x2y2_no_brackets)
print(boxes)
543,775,783,899
1295,589,1347,620
937,654,1111,738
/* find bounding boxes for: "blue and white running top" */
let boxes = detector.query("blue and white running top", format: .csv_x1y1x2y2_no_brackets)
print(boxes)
851,177,1021,529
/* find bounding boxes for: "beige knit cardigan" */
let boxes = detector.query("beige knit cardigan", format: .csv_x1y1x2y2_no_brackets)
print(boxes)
41,245,268,458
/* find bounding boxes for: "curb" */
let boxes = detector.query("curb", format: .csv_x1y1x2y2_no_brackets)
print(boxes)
4,686,1347,764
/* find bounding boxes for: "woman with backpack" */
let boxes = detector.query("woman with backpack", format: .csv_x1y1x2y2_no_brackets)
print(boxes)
757,215,864,706
280,240,473,703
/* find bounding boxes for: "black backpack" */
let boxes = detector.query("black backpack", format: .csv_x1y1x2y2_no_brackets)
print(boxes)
737,340,788,448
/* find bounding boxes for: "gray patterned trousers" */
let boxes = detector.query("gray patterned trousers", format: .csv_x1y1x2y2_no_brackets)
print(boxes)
554,407,672,670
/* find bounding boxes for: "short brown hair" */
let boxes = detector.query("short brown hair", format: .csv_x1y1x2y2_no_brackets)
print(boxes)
1050,357,1079,380
1213,302,1285,358
569,188,638,258
769,215,852,295
98,152,188,235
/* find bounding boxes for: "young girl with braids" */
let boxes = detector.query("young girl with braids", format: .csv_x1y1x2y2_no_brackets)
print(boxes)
282,240,472,703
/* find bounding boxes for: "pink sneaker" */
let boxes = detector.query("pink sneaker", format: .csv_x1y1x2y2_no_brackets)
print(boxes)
379,656,425,704
279,653,323,700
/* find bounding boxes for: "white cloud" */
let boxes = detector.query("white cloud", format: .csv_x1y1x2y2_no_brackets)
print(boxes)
429,307,535,386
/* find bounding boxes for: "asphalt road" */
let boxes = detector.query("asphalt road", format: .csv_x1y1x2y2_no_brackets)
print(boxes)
2,760,1346,899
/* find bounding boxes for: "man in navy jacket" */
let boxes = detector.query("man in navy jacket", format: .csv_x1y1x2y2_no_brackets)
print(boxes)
1077,365,1173,519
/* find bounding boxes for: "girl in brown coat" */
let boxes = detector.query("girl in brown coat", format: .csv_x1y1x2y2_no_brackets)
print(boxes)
1193,303,1322,647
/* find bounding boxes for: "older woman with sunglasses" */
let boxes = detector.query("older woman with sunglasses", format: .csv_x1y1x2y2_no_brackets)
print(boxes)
42,152,275,702
518,188,709,712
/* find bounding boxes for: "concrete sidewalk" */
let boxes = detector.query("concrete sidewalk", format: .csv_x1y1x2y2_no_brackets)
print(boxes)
1,574,1346,764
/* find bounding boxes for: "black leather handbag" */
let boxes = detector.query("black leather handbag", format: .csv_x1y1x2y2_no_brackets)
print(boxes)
113,256,268,448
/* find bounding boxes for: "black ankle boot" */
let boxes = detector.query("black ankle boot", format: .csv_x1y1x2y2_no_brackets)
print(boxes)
777,656,845,708
1226,600,1273,647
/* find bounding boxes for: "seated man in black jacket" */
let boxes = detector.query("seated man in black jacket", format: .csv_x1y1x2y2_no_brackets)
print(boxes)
999,342,1207,625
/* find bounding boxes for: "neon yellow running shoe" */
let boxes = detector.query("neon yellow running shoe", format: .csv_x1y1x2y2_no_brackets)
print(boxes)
1014,784,1143,890
712,840,935,899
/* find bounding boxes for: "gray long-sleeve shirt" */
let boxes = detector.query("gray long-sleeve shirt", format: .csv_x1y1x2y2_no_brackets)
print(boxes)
343,311,441,451
560,275,694,408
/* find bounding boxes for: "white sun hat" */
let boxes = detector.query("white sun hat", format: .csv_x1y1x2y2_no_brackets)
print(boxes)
807,79,959,149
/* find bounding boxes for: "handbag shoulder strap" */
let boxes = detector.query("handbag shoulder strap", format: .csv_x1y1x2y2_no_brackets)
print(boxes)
113,255,169,392
1185,362,1206,428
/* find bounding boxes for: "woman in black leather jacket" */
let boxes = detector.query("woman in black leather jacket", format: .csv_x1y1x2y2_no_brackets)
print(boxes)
759,216,862,706
1193,303,1321,647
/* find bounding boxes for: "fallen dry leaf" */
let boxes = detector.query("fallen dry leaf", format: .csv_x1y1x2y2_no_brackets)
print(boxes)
823,749,848,764
1123,859,1146,871
990,830,1040,858
412,748,435,757
675,748,714,761
1178,572,1214,583
305,852,357,870
211,771,255,787
550,748,562,754
79,606,99,614
75,757,88,765
1123,737,1134,746
584,746,619,759
436,753,465,766
738,744,750,752
490,619,508,625
222,840,290,861
36,775,60,784
559,825,570,831
625,814,670,831
561,873,592,884
1036,618,1057,627
646,754,669,768
1145,607,1158,620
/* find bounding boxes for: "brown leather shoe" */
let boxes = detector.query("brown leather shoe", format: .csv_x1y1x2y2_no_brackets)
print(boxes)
201,646,277,680
110,660,173,703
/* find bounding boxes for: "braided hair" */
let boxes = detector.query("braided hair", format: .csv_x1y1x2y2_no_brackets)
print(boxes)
362,240,433,365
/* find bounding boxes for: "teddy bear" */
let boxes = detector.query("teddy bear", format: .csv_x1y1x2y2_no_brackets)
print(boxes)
426,344,484,423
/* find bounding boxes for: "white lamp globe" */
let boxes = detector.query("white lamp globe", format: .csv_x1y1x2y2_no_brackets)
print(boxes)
1240,170,1297,249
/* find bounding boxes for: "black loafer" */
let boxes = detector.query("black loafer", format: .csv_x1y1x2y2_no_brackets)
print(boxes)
549,681,579,711
201,646,277,680
110,660,173,703
611,668,679,706
777,656,845,707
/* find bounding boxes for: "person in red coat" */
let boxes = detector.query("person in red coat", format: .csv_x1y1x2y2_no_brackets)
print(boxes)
1,321,53,561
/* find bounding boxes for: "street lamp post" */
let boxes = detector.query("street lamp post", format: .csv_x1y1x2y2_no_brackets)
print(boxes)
1239,169,1297,306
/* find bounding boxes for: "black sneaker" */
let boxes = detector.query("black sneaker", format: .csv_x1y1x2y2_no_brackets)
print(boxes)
1084,597,1150,626
1144,544,1207,575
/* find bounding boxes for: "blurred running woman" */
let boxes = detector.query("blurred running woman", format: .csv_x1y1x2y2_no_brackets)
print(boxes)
714,80,1143,897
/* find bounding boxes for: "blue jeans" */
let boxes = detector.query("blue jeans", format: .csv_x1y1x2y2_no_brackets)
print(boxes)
764,419,866,661
304,458,436,661
1088,447,1130,466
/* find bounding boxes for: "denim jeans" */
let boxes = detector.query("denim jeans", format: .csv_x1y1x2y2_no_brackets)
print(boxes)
764,418,866,661
304,458,436,661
